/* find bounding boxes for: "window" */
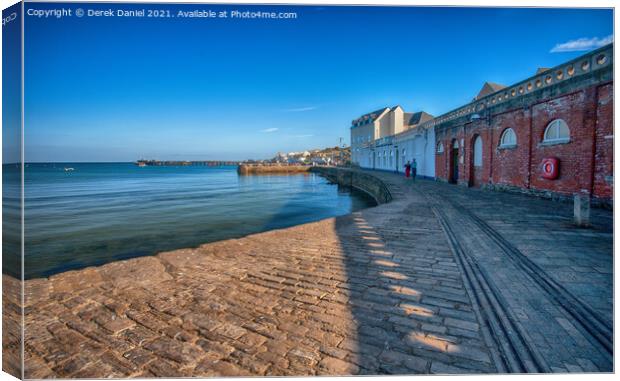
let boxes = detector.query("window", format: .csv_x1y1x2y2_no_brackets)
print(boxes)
473,136,483,167
437,142,444,153
500,128,517,147
543,119,570,144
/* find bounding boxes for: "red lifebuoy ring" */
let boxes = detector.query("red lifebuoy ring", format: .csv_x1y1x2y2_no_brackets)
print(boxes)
541,157,559,180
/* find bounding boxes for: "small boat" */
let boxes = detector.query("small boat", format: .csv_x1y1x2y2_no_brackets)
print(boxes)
64,167,75,172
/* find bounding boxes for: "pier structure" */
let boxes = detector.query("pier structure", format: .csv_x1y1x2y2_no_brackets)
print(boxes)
135,160,240,167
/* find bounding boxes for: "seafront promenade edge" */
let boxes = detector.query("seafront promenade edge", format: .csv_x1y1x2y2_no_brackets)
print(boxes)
2,168,613,377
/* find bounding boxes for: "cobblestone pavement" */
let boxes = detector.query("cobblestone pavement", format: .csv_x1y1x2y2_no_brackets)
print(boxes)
3,170,613,377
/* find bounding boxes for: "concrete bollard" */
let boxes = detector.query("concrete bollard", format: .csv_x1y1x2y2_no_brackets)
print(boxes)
574,193,591,227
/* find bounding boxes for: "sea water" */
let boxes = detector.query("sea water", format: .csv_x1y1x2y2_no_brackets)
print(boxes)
8,163,375,279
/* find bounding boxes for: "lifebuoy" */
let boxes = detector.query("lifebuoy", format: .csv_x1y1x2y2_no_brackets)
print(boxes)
541,157,559,180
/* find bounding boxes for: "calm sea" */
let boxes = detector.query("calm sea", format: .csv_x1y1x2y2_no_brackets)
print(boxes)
12,163,375,279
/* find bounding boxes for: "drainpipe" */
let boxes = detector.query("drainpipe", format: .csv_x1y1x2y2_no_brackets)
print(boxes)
588,86,599,198
487,112,493,183
527,106,533,189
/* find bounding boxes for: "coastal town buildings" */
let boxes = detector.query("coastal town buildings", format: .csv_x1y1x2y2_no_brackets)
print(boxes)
267,147,350,166
350,106,435,176
351,43,613,205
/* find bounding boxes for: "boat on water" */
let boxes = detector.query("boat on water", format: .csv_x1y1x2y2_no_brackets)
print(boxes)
64,167,75,172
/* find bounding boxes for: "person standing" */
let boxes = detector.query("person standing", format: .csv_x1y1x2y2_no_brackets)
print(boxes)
411,159,418,181
404,161,411,178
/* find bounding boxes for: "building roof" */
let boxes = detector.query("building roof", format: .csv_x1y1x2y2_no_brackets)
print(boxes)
474,82,507,100
351,105,403,126
404,111,434,126
536,67,551,74
351,107,390,126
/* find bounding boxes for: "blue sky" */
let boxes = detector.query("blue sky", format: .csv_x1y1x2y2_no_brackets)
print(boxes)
23,3,613,162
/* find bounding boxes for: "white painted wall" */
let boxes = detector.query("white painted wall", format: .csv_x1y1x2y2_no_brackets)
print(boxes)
352,109,436,178
393,126,436,178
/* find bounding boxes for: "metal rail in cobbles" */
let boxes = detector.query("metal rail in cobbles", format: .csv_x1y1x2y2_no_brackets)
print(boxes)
418,188,550,373
434,190,613,358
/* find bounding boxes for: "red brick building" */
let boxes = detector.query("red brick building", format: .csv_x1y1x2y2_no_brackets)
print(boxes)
431,44,613,206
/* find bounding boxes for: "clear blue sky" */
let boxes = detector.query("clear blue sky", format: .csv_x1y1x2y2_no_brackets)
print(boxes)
23,3,612,162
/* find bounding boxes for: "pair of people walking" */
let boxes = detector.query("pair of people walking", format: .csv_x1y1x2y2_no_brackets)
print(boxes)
404,159,417,181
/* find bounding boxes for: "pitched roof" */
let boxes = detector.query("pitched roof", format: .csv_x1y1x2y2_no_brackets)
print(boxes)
404,111,434,126
536,67,551,74
351,107,391,125
474,82,507,100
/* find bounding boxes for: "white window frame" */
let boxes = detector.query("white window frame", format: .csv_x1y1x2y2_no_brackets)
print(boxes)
499,128,517,148
543,119,570,144
437,142,444,153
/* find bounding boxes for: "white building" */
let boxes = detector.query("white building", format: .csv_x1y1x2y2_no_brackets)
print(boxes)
350,106,436,178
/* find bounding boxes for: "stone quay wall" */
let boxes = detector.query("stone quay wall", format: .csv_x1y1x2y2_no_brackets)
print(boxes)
237,164,312,175
310,167,392,205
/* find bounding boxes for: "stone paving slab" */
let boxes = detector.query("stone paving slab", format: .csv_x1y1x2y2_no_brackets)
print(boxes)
2,169,613,377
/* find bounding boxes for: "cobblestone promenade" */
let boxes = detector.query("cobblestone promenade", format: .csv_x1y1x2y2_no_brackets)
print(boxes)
3,170,613,377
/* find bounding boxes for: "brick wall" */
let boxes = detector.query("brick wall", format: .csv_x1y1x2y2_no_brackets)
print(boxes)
434,81,613,205
594,83,614,199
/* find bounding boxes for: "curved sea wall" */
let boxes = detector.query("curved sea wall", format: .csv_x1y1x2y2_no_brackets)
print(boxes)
310,167,392,205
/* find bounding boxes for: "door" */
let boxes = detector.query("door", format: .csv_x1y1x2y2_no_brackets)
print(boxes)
472,136,483,187
395,149,399,172
450,140,459,183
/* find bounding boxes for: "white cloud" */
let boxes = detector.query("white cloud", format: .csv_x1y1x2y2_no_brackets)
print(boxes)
261,128,278,133
282,106,318,112
550,35,613,53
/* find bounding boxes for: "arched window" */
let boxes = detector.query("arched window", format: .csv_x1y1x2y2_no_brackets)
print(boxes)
437,142,444,153
473,136,483,167
543,119,570,144
500,128,517,147
452,140,459,149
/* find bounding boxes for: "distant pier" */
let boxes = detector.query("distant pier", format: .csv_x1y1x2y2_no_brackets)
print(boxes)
136,160,240,167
